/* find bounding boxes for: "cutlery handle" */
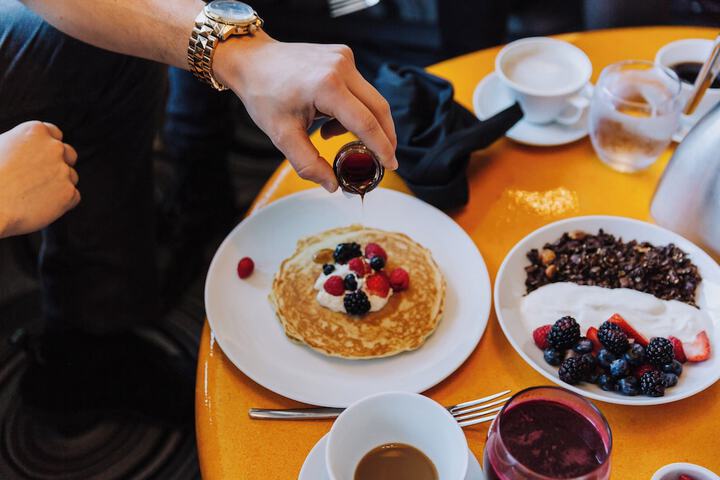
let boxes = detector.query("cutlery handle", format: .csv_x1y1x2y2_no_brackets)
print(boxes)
248,407,344,420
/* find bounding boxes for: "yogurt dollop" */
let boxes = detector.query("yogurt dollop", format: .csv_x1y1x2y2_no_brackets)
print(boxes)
516,282,713,343
314,263,391,314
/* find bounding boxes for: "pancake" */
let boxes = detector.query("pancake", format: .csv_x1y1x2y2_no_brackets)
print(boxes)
269,225,445,359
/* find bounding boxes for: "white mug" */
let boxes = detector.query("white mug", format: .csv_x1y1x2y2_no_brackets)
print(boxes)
325,392,468,480
496,37,593,125
655,38,720,133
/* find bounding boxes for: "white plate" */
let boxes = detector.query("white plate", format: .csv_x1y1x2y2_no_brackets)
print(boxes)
299,433,485,480
472,72,591,147
205,188,491,407
494,215,720,406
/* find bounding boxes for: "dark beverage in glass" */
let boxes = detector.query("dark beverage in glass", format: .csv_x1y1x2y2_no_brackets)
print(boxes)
483,387,612,480
670,61,720,89
333,141,384,199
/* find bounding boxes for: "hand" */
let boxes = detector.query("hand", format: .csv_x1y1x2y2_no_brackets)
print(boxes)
0,121,80,238
215,33,397,192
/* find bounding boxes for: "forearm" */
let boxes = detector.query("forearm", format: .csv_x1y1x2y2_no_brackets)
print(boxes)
20,0,206,69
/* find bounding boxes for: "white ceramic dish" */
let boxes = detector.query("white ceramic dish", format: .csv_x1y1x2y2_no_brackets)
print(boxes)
205,188,492,407
494,216,720,406
473,72,592,147
652,462,720,480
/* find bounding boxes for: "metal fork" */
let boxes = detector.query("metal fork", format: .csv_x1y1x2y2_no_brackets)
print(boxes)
249,389,511,428
328,0,380,17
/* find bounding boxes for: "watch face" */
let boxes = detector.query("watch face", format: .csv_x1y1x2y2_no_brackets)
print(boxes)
206,1,256,24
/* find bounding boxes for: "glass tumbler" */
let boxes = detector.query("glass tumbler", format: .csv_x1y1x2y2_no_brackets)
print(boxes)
589,60,683,173
483,386,612,480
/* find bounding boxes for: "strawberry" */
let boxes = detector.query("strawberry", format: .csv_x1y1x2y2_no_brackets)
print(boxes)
684,330,711,362
237,257,254,279
389,268,410,292
364,243,387,261
323,276,345,296
586,327,602,353
607,313,649,347
532,325,552,350
365,273,390,298
348,257,369,277
668,336,687,363
634,364,656,379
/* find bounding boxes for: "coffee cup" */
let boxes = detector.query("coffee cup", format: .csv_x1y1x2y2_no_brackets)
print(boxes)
325,392,468,480
655,38,720,134
496,37,592,125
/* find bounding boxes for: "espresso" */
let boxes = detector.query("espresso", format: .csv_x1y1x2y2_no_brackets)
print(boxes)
354,443,438,480
670,61,720,89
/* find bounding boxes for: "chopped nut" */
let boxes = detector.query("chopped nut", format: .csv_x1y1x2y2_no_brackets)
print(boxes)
540,249,556,265
568,230,587,240
545,264,557,279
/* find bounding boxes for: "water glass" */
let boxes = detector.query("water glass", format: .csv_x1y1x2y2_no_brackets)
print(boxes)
483,386,612,480
589,60,683,172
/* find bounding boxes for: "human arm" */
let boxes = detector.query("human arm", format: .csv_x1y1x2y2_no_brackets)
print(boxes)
20,0,397,191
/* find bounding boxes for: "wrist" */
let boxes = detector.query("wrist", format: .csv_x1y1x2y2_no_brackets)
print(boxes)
213,30,276,91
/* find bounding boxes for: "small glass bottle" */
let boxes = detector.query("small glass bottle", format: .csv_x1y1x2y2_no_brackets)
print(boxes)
333,141,384,198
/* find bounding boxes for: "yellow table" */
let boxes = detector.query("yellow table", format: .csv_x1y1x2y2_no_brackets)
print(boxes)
196,26,720,479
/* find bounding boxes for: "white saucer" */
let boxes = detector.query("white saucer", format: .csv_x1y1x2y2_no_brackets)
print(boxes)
472,72,591,147
299,434,485,480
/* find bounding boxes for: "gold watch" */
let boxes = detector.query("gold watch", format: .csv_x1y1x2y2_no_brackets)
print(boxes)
187,1,263,91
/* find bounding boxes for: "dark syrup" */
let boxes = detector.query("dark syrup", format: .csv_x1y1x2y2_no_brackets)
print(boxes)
333,142,384,203
670,61,720,89
484,400,607,479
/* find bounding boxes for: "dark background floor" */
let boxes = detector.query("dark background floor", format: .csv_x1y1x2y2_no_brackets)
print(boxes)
0,0,718,478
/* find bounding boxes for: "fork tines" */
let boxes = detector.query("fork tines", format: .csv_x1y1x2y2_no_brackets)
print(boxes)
328,0,380,17
449,389,512,428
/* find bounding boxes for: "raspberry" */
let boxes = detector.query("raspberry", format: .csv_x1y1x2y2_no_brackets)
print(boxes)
348,257,368,277
389,268,410,292
237,257,254,279
364,242,387,261
323,275,345,296
365,273,390,298
533,325,552,350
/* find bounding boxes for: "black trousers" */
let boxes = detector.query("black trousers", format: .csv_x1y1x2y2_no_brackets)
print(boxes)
0,1,166,334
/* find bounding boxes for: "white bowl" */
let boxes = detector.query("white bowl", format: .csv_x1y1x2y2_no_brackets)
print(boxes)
652,462,720,480
325,392,468,480
494,215,720,406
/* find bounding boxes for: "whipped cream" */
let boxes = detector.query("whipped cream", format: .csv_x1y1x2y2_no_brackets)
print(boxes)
515,282,713,343
314,263,392,314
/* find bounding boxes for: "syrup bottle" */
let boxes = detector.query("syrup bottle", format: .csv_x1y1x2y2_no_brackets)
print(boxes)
333,141,384,200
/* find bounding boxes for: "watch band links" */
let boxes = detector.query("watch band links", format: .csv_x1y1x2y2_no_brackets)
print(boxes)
187,15,228,91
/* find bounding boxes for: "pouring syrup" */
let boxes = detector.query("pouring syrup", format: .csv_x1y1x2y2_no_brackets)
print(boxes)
333,141,384,201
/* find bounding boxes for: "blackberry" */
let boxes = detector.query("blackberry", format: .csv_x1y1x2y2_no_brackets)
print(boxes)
599,321,622,334
369,255,385,271
597,328,629,356
543,348,564,366
573,337,594,354
558,356,585,385
547,316,581,350
343,274,358,291
344,290,371,316
640,370,666,397
322,264,335,275
646,337,675,367
334,242,362,264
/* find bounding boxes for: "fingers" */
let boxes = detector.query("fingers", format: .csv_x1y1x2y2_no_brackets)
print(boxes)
68,166,79,186
316,85,397,170
273,123,338,192
63,143,78,166
42,122,63,141
346,73,397,154
320,119,348,139
68,187,81,209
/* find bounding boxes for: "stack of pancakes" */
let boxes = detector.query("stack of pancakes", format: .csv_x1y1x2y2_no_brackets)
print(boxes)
270,225,446,359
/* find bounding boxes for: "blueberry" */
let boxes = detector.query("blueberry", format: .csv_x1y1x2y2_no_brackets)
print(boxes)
663,373,679,388
579,353,597,371
618,376,640,396
586,370,601,384
573,337,593,354
343,274,358,291
322,264,335,275
597,374,617,391
661,360,683,376
597,349,616,369
543,348,564,366
624,343,645,367
369,255,385,271
610,358,630,378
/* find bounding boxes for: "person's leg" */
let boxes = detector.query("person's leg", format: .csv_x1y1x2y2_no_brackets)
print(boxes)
0,0,165,335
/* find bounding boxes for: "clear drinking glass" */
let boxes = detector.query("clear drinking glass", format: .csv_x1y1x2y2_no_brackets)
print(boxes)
589,60,683,172
483,386,612,480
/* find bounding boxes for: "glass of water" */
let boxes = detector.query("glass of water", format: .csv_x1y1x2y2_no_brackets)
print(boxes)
589,60,683,173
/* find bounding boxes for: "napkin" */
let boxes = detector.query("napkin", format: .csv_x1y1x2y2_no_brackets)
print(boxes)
374,64,523,210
